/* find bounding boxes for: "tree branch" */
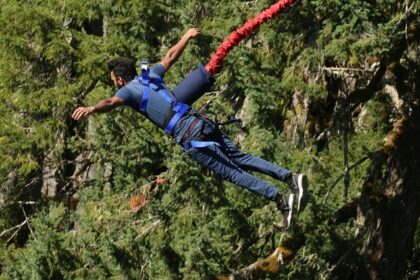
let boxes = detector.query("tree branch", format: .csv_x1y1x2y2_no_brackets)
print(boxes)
321,236,362,278
218,229,305,279
323,154,372,205
198,86,228,112
21,206,36,241
75,78,99,105
129,175,167,213
218,245,294,280
0,220,28,239
348,59,388,108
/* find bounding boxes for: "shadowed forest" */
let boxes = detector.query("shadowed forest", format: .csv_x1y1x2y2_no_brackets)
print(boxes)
0,0,419,279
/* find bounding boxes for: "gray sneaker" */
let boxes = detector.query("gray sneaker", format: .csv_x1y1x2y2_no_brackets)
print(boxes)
288,174,309,213
275,193,295,230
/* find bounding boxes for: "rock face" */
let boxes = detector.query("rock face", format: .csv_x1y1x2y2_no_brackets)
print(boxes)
1,170,17,209
41,153,60,198
40,117,106,198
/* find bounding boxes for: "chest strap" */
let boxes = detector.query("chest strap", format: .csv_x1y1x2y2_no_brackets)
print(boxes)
138,61,191,135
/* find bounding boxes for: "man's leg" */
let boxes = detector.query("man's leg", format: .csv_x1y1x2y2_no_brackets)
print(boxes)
188,144,279,200
187,144,295,228
216,131,309,213
218,132,292,182
172,64,214,106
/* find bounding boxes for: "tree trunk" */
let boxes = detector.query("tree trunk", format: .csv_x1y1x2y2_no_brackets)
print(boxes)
360,108,420,280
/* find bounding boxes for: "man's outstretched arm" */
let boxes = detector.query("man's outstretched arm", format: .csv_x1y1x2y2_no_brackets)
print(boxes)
160,28,201,71
72,96,124,121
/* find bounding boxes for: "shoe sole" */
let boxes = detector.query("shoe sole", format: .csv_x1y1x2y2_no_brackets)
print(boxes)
285,194,295,229
296,174,308,212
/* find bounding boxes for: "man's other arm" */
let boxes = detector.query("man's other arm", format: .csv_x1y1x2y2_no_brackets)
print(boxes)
160,28,201,71
72,96,125,121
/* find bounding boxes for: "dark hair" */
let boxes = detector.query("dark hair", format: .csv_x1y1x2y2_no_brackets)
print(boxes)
107,57,137,82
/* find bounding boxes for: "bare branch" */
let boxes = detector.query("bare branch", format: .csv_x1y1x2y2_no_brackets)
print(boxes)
0,220,28,239
21,206,36,241
323,154,372,205
394,2,416,33
129,175,167,213
14,201,36,205
74,79,99,105
198,86,228,112
218,244,294,280
321,238,362,278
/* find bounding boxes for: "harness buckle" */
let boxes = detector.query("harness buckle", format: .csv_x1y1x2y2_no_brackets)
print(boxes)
141,60,148,71
141,60,149,81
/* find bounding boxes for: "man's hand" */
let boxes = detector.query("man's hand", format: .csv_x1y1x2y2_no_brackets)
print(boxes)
161,27,202,71
72,97,124,120
184,28,201,39
72,106,95,121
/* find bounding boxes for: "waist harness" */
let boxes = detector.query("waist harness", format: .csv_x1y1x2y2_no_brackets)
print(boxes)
136,61,221,150
136,61,190,135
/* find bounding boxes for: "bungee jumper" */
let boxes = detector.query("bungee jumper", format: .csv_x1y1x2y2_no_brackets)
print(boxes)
72,0,307,229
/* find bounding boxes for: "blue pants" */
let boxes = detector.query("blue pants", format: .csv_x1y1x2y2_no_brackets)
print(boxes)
183,118,292,200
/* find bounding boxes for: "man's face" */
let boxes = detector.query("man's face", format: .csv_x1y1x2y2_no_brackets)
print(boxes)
110,71,125,89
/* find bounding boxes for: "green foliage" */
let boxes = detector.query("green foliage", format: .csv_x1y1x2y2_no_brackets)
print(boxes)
1,0,418,279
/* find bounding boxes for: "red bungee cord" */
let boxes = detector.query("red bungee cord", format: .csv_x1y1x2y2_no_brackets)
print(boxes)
205,0,297,76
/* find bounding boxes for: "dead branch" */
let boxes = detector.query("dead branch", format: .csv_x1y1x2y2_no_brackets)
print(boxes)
198,86,228,112
321,236,362,278
1,177,41,211
258,223,283,255
348,32,410,110
0,220,28,239
129,175,167,213
56,160,93,195
218,245,294,280
394,2,416,33
21,206,36,241
14,201,36,205
218,229,306,280
323,154,372,205
74,79,99,105
348,59,388,108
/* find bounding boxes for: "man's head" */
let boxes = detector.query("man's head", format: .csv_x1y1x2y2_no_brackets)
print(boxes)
107,57,137,89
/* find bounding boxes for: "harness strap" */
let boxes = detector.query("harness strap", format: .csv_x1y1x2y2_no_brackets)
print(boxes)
137,61,191,135
182,140,220,150
181,116,201,143
140,83,150,112
179,115,220,150
165,102,190,134
139,62,150,113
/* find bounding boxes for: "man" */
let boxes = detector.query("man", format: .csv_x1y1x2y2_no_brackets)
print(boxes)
72,28,308,229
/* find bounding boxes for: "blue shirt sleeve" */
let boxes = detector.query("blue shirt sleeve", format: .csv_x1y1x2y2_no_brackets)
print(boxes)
149,63,166,79
115,87,131,102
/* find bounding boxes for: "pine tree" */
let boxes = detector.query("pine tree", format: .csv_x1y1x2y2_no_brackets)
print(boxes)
1,0,419,279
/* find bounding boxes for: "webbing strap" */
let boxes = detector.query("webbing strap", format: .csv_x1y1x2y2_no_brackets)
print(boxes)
150,84,173,104
136,63,190,134
165,102,190,134
191,141,220,148
137,74,171,113
139,63,150,113
182,140,220,150
140,83,149,112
